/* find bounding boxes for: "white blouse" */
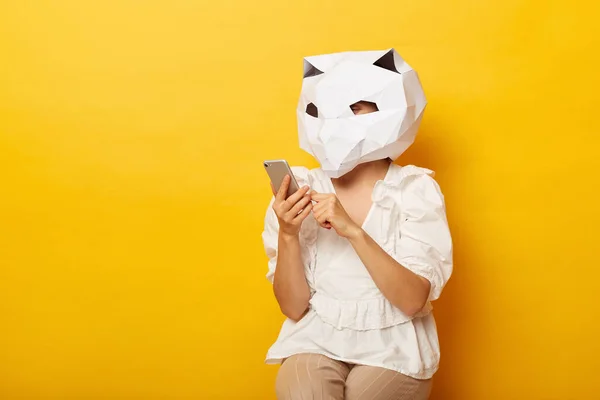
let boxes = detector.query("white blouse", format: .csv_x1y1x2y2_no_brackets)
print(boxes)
261,163,453,379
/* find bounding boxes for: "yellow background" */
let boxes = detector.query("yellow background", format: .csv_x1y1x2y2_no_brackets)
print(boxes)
1,1,599,399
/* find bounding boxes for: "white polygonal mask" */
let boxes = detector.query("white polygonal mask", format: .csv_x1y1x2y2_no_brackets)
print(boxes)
297,48,427,178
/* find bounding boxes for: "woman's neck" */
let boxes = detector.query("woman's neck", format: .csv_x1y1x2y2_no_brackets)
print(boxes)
332,159,392,190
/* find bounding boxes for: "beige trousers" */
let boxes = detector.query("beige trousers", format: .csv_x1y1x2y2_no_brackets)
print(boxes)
275,354,432,400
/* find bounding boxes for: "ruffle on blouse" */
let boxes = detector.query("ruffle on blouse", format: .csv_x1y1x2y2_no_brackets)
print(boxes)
310,291,432,331
371,165,434,208
370,165,434,253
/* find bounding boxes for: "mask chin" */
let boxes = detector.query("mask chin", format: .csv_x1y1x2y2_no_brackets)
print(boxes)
318,158,361,179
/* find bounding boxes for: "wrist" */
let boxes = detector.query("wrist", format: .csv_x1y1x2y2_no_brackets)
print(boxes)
279,231,300,242
345,225,366,241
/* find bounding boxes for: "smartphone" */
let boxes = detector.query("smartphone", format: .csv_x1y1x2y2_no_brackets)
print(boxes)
263,159,300,199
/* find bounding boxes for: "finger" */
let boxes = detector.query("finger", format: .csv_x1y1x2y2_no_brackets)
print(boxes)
288,194,312,216
275,175,291,202
314,208,333,230
314,209,329,227
285,184,310,208
321,221,332,230
310,192,333,202
312,201,333,216
311,201,324,214
293,202,313,221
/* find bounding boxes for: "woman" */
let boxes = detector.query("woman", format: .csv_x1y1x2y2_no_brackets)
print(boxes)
262,49,452,400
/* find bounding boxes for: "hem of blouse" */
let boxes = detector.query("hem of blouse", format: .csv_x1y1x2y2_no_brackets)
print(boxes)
265,351,439,380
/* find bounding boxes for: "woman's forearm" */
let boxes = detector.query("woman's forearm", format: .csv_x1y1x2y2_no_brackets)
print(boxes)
272,233,310,321
347,228,430,316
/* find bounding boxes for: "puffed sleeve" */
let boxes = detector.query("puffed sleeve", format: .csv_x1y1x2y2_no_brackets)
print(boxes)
396,174,453,302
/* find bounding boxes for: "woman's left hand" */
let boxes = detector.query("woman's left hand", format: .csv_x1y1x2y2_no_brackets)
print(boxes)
310,191,362,239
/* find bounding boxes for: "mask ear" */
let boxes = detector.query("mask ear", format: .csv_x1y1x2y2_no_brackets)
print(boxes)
373,49,400,73
303,59,324,78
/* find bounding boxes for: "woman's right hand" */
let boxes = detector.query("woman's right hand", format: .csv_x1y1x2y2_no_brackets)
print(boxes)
271,175,313,237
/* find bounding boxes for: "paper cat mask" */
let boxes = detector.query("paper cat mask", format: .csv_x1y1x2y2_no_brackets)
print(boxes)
297,48,427,178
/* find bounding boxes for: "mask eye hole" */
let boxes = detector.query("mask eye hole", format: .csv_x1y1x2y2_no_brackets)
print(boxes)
306,103,318,118
350,101,379,115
